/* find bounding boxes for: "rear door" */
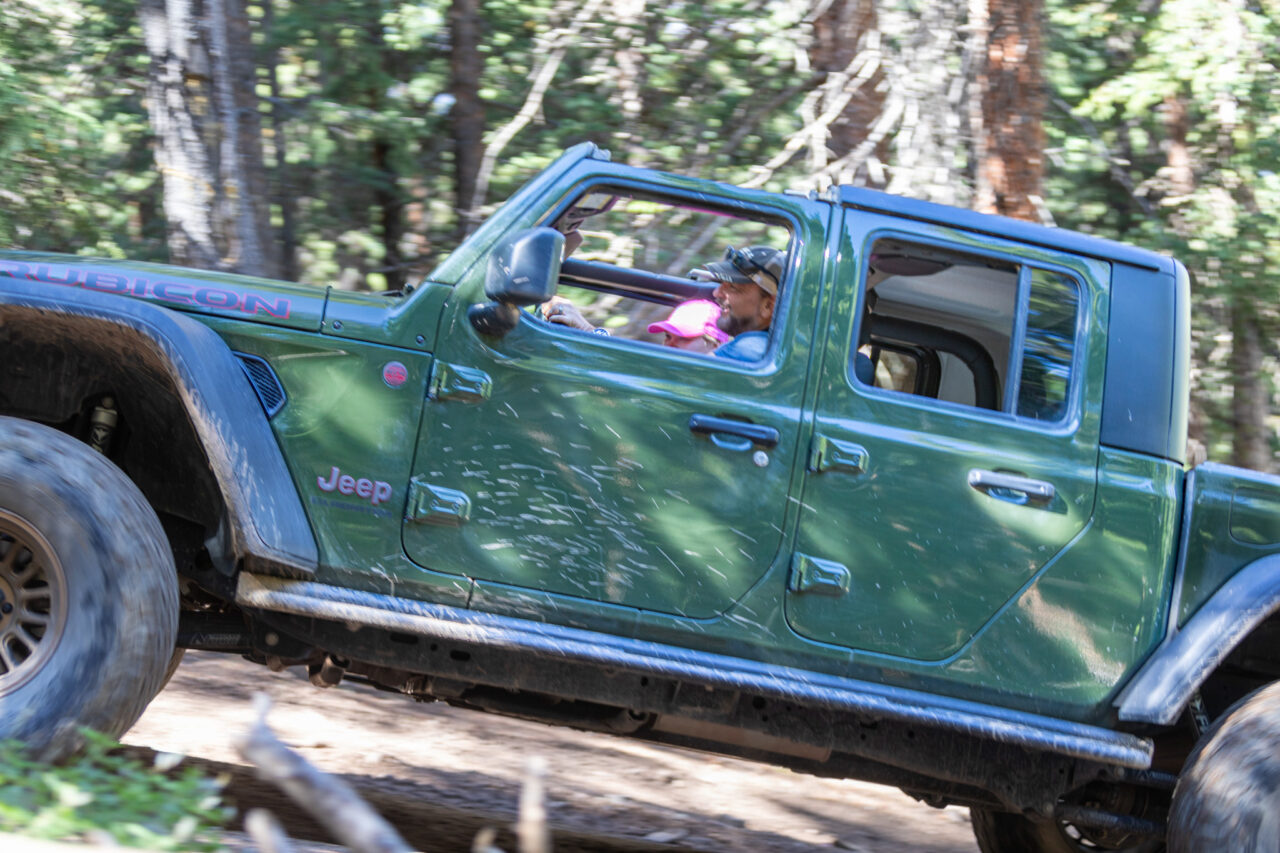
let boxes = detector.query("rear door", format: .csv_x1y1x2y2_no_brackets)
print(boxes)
787,209,1108,659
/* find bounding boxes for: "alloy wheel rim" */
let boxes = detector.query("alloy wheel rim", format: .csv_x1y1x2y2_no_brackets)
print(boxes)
0,510,67,695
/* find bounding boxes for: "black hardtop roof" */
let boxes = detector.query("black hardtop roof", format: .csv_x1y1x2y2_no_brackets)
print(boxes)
837,185,1176,274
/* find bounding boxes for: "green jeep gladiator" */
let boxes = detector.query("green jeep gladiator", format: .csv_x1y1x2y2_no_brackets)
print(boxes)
2,142,1277,852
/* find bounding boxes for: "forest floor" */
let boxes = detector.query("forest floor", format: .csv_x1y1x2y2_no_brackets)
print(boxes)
122,651,982,853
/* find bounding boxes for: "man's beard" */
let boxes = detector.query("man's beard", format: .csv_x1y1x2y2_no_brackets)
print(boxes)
717,310,751,337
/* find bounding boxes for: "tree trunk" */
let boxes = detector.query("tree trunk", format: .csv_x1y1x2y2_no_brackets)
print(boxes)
141,0,221,270
808,0,886,185
886,0,968,205
1164,94,1194,197
373,136,406,292
971,0,1046,222
1160,88,1210,459
140,0,276,275
210,0,276,277
263,0,297,281
610,0,647,167
449,0,484,240
1230,301,1271,471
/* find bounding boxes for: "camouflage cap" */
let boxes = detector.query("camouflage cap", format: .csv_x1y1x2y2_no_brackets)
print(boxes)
697,246,784,297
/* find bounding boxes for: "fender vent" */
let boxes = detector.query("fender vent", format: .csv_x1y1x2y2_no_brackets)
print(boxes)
235,352,286,418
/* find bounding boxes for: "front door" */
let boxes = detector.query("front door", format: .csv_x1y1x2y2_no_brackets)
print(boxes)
786,210,1107,660
404,181,828,619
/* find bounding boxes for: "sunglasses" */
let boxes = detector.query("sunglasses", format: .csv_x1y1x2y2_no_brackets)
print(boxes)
724,246,779,288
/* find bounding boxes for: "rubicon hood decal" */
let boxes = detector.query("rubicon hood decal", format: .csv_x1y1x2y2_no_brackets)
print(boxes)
0,253,325,331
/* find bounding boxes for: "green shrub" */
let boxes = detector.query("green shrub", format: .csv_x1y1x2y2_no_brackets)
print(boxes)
0,730,232,851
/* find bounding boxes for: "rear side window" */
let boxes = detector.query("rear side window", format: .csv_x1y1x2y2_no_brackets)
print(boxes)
854,237,1080,423
1017,270,1079,421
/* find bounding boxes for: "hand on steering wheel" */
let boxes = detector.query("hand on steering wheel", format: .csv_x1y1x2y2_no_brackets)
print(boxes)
541,298,594,331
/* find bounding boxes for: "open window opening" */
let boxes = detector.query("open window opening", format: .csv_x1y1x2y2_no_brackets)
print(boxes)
542,187,792,357
855,236,1080,422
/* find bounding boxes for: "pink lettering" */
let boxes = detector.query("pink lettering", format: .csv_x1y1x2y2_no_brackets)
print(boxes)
316,467,340,491
243,293,291,319
0,260,33,279
34,264,81,286
85,272,130,293
154,282,193,304
315,466,393,507
196,287,239,310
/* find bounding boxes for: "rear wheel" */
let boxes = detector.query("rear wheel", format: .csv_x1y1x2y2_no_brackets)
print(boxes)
1168,680,1280,853
0,416,178,760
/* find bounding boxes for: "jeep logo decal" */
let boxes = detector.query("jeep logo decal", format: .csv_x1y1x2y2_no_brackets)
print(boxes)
317,466,393,506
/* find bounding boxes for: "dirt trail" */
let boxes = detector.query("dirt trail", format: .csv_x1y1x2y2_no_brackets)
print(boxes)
124,651,981,852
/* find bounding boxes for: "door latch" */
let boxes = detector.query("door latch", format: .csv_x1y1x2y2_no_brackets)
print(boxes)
406,478,471,525
788,553,851,597
428,361,492,403
809,434,868,474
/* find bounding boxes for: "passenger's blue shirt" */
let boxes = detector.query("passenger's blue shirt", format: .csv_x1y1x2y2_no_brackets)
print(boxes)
854,352,875,384
713,331,769,362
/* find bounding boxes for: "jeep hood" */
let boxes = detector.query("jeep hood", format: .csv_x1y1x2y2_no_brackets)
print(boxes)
0,251,325,332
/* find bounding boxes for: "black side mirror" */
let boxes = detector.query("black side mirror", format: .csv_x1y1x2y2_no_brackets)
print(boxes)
469,228,564,336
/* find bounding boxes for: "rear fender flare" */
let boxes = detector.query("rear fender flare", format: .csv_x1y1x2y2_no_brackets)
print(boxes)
1115,554,1280,725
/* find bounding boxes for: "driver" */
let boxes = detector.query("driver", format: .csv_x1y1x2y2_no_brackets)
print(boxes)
689,245,783,362
543,244,785,363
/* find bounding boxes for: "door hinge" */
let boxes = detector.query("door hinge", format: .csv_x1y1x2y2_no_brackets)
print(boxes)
788,553,851,597
809,434,868,474
428,361,492,403
406,478,471,525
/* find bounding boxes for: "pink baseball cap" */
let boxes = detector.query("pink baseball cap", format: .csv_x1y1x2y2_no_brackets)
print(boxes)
648,300,731,343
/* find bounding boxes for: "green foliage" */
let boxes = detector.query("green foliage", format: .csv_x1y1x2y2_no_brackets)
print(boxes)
227,0,817,288
0,730,231,851
1047,0,1280,464
6,0,1280,462
2,0,815,285
0,0,161,259
265,0,455,285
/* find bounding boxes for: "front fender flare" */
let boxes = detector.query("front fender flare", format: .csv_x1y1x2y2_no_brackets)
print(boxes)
1115,554,1280,725
0,278,317,575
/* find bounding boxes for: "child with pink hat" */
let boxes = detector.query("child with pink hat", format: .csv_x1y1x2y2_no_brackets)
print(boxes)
648,300,732,353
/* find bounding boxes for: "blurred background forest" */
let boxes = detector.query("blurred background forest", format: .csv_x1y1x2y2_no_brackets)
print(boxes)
2,0,1278,470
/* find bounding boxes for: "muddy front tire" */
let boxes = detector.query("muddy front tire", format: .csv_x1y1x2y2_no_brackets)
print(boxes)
1168,681,1280,853
0,416,178,760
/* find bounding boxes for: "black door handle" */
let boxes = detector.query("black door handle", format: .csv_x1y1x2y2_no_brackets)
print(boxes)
688,414,780,449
